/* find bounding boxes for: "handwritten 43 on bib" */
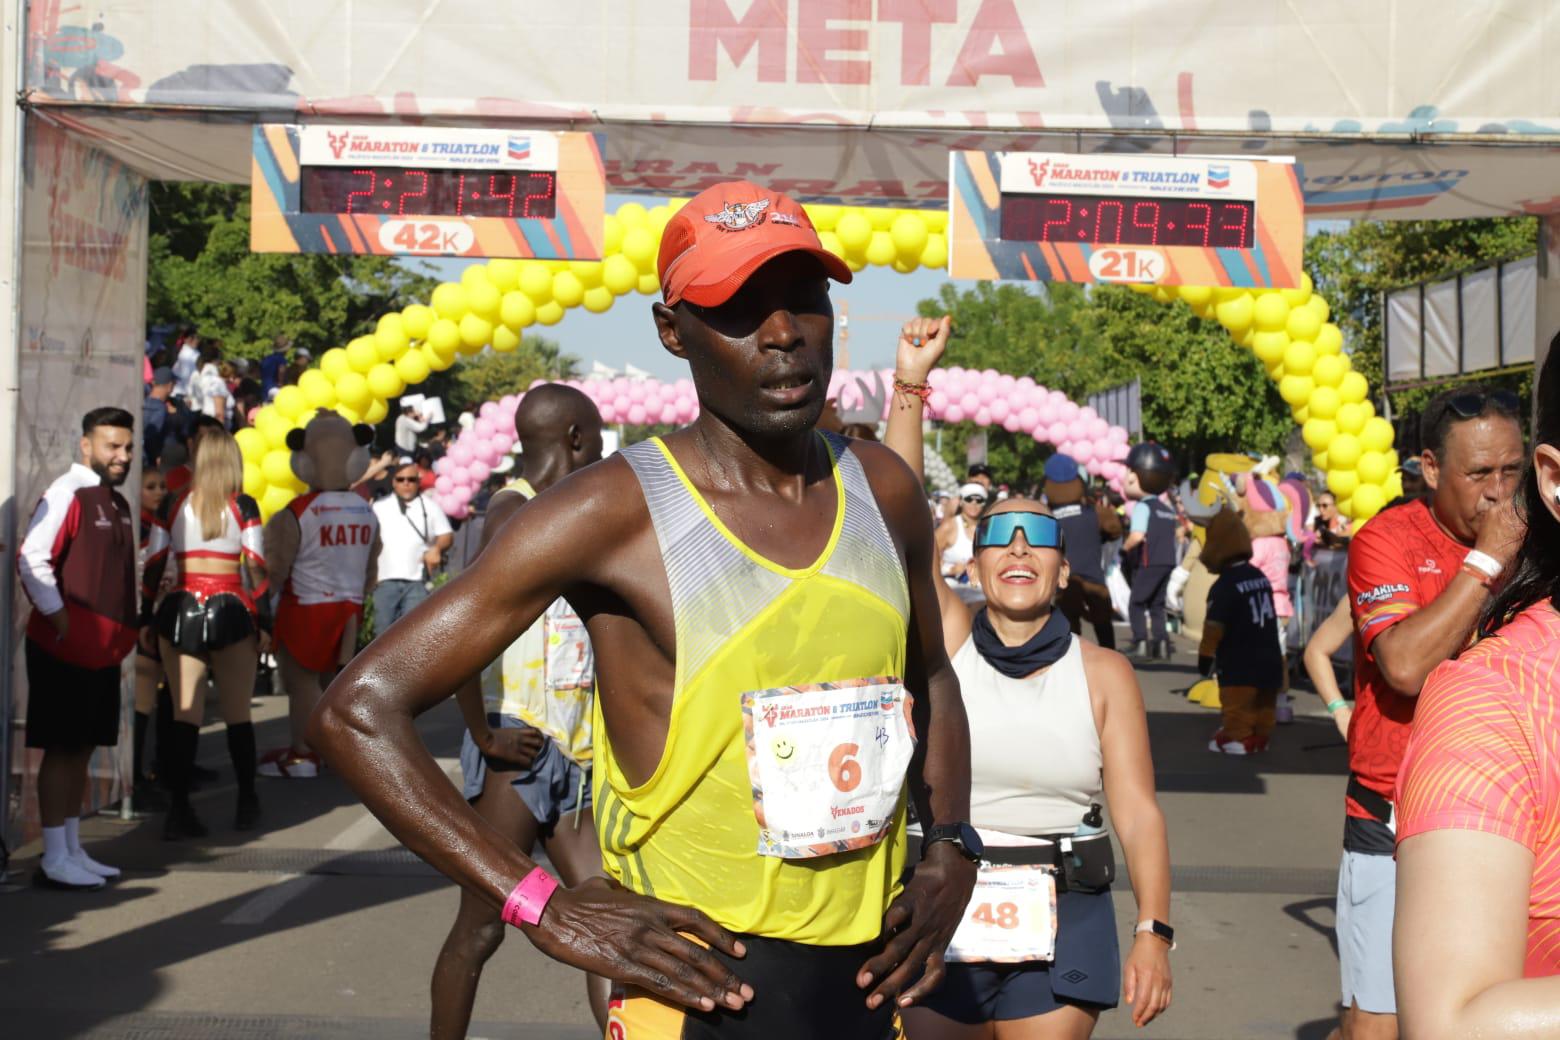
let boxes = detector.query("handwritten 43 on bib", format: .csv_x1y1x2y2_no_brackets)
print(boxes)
947,862,1058,964
741,678,915,859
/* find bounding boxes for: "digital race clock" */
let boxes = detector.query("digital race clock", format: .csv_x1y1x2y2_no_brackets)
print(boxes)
948,151,1303,288
250,125,605,259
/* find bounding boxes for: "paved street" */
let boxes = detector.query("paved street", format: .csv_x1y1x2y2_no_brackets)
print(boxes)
3,639,1351,1039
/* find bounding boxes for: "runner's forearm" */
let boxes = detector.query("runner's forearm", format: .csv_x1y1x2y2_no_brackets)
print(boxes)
882,385,925,486
909,660,971,827
1115,803,1172,925
1369,572,1488,696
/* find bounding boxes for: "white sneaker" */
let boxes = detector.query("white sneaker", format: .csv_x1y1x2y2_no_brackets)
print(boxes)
38,855,106,890
71,849,121,879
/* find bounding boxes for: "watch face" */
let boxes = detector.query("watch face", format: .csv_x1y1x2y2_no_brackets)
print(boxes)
959,823,985,856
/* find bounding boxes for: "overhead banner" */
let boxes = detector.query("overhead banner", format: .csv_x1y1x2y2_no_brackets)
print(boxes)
8,121,148,841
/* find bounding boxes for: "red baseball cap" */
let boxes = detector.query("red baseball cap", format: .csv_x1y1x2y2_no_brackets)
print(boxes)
657,181,852,308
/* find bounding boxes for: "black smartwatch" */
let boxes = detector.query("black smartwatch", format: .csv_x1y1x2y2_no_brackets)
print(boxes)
1134,919,1176,949
923,822,984,863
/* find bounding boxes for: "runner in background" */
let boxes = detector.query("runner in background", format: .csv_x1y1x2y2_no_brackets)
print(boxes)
887,316,1173,1037
432,385,609,1039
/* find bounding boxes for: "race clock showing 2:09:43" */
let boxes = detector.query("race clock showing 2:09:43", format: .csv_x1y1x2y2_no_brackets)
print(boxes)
250,125,605,260
948,150,1304,288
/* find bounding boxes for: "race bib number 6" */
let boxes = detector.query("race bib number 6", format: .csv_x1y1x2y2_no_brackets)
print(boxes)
741,678,916,859
946,863,1058,964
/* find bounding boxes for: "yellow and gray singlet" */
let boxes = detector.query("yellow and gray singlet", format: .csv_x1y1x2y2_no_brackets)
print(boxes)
596,432,911,945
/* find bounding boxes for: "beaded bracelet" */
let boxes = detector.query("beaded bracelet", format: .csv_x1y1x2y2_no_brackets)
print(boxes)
892,377,933,402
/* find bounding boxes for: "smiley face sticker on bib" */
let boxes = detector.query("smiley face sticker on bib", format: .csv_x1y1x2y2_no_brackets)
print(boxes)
741,677,916,859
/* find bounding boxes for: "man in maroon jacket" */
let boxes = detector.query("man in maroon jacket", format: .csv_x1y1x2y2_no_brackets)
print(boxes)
18,406,139,890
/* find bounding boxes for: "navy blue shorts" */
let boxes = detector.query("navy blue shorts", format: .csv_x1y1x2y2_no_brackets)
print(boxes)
919,887,1120,1023
459,713,591,833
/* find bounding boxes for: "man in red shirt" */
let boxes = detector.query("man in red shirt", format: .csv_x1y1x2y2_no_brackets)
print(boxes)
1332,387,1525,1040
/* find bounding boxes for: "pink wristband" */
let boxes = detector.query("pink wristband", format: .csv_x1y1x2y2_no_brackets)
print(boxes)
501,867,559,928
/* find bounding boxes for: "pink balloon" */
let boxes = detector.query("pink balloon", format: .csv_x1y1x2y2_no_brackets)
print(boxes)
1037,404,1058,425
628,404,648,425
1017,408,1039,430
927,369,947,388
927,390,949,415
944,404,967,424
1002,413,1024,433
449,443,472,465
500,394,518,411
474,417,494,439
468,460,491,483
659,403,679,424
1058,401,1079,422
479,401,500,419
989,399,1011,422
1073,445,1095,465
432,457,449,476
996,374,1016,393
1016,376,1036,391
974,407,992,426
1046,421,1069,444
434,474,452,493
452,485,472,506
958,392,979,414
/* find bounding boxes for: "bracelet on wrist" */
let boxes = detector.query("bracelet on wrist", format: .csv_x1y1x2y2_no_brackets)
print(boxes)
1326,699,1347,714
500,867,559,928
892,377,932,401
1459,561,1497,590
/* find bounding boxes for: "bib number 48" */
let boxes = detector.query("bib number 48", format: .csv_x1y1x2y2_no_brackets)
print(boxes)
971,901,1021,930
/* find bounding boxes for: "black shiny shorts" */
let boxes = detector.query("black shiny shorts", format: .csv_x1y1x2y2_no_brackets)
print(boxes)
156,590,256,655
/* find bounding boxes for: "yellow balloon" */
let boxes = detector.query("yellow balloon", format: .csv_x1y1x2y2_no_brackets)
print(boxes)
395,347,431,385
924,208,947,233
1328,468,1360,500
458,313,494,352
1279,375,1314,406
602,254,639,296
486,259,520,292
536,301,565,326
347,336,380,374
467,280,502,320
1351,482,1387,521
1302,418,1337,450
865,231,897,267
1283,339,1317,375
621,228,657,272
500,290,536,329
1292,405,1310,425
806,204,841,231
235,426,268,464
890,213,929,259
920,233,948,270
1214,294,1255,336
836,211,872,255
602,213,624,256
367,363,406,400
1329,433,1363,469
1384,471,1404,501
1360,416,1395,454
319,348,352,382
492,325,522,353
423,342,455,372
1315,322,1344,355
1213,287,1247,303
552,271,586,309
1265,360,1286,381
570,259,604,290
428,318,461,355
1311,353,1346,388
519,263,553,304
1253,293,1291,332
1278,272,1313,308
616,202,649,229
334,404,362,425
363,398,389,425
256,408,293,451
1357,450,1390,485
1286,305,1322,342
335,371,372,412
300,369,337,410
868,207,895,232
1179,285,1213,309
269,386,304,422
1305,294,1331,324
375,314,410,361
1314,451,1329,472
636,273,660,295
261,448,296,488
583,286,614,313
461,264,492,292
261,484,295,520
431,282,470,322
1252,331,1288,364
402,304,435,340
242,463,265,498
1309,385,1342,420
1339,371,1369,405
1336,402,1368,435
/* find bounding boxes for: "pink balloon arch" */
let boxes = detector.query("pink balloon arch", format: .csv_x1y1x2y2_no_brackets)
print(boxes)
431,370,1132,517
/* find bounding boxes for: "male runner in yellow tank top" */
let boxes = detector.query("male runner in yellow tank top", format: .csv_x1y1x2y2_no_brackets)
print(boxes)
314,181,977,1038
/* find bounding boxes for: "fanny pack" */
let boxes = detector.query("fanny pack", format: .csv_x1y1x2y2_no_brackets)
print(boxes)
984,831,1115,894
1347,773,1394,829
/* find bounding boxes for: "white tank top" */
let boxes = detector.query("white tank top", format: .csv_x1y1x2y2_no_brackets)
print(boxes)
941,516,975,577
955,632,1103,834
284,490,378,605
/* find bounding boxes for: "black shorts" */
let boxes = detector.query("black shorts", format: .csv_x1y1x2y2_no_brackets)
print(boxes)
24,638,122,750
156,590,256,655
607,933,903,1038
918,887,1120,1024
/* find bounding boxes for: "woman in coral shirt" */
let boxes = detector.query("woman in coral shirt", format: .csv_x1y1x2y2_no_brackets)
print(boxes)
1396,345,1560,1038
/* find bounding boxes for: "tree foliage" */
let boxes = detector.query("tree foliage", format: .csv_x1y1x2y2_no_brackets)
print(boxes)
914,282,1291,486
445,338,580,415
146,183,437,358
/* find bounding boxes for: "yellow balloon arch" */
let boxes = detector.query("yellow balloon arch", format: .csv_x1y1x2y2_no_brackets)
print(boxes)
235,199,1394,525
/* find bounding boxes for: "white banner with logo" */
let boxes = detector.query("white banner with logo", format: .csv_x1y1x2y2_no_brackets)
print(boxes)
7,120,148,841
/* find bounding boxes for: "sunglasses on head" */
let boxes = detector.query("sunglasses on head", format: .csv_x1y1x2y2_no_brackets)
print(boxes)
962,494,987,504
1448,389,1520,419
974,511,1062,551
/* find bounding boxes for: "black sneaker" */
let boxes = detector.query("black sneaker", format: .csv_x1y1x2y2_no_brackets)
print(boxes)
163,803,209,841
234,792,261,832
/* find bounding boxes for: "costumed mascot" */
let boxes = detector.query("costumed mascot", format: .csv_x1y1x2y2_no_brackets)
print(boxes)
1120,442,1179,660
259,413,381,778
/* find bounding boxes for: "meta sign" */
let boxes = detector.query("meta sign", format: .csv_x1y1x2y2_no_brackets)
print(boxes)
250,125,606,259
948,151,1304,288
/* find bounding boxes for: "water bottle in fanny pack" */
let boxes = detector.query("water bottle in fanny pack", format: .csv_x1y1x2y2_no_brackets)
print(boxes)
1056,803,1115,894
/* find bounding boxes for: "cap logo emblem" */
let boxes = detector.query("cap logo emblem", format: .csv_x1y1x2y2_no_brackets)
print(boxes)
769,211,802,227
704,199,770,231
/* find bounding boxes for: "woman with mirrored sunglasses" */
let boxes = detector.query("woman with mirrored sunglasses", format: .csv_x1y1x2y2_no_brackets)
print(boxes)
887,317,1173,1038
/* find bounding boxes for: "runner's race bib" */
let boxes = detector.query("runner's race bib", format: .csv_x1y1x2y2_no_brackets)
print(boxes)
741,678,915,859
946,862,1059,963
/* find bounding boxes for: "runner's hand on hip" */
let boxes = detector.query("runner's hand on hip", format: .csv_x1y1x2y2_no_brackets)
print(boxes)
479,726,546,772
524,876,753,1013
895,315,953,384
857,840,977,1009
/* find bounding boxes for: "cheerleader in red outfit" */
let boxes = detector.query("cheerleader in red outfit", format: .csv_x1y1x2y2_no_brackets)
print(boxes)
145,431,269,838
